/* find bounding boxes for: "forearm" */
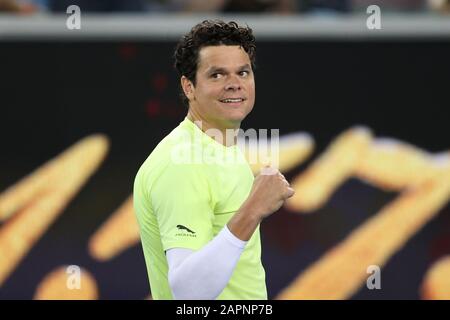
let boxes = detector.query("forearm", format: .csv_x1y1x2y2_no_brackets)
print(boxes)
167,225,247,300
227,199,263,241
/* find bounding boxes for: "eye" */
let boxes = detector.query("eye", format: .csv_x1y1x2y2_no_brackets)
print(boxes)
211,73,223,79
239,70,250,77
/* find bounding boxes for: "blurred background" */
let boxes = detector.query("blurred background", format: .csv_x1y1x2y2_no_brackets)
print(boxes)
0,0,449,300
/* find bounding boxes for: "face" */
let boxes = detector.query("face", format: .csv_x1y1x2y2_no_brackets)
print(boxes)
182,45,255,129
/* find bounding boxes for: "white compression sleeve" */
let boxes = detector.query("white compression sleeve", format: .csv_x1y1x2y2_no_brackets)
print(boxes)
166,225,247,300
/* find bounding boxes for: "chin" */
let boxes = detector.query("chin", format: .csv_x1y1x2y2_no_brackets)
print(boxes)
224,114,247,127
216,104,252,125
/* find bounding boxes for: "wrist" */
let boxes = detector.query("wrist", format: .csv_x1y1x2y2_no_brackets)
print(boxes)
227,200,263,242
239,199,264,223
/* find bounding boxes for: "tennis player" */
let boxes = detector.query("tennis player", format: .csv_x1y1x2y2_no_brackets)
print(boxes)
134,19,294,300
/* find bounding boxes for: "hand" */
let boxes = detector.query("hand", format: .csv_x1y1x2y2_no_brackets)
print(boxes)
244,165,295,220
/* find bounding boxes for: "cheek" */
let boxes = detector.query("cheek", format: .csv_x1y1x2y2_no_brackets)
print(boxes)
247,81,256,100
246,78,255,92
197,84,221,101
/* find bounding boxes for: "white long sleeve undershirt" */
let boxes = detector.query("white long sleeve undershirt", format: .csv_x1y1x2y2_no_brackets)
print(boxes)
166,225,247,300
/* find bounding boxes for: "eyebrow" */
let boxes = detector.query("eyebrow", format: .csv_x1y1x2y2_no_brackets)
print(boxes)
206,64,251,74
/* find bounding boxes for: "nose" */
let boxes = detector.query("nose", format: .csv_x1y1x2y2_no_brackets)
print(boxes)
224,75,241,91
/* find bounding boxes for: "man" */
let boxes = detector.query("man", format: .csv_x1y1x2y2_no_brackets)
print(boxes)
133,19,294,300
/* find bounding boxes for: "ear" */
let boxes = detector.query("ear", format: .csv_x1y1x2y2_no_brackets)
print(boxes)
181,76,195,102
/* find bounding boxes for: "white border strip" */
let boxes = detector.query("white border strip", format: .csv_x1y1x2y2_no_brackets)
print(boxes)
1,13,450,41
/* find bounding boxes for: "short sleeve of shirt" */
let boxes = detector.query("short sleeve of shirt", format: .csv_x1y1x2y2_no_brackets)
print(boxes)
150,162,215,252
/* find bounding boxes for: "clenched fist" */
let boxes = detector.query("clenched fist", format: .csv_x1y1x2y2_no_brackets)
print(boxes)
244,165,295,219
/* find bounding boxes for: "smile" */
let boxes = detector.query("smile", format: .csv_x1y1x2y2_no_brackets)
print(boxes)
219,98,246,103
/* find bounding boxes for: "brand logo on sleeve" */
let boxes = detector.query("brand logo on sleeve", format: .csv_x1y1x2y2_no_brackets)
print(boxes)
175,225,197,237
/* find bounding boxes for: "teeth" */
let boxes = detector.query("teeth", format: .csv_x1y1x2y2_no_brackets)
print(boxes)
222,98,243,103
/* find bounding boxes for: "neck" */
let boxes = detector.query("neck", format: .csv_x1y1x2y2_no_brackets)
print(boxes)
187,109,240,147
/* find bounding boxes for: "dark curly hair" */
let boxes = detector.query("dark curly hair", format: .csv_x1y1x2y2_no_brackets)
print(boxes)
174,20,256,107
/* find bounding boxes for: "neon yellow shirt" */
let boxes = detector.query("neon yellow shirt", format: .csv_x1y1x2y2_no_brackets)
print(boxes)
133,117,267,300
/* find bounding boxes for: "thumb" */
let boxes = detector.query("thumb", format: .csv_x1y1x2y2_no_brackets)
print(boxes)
286,187,295,198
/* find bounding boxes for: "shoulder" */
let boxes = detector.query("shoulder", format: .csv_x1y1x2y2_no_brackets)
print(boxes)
137,149,210,195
